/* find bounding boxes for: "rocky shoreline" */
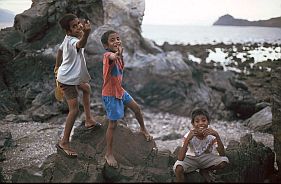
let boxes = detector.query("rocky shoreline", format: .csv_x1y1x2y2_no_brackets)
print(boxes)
0,0,280,182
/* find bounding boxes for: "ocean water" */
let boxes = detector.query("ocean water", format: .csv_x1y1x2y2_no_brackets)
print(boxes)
141,24,281,45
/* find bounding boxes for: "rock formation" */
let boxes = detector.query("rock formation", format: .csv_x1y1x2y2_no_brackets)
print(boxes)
213,14,281,28
272,67,281,181
10,120,275,183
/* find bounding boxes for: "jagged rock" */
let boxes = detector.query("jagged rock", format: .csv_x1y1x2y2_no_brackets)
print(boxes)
222,89,257,119
10,120,275,183
10,117,175,182
223,134,275,182
0,131,13,182
4,114,31,123
11,166,44,183
0,131,13,162
244,106,272,133
271,67,281,180
0,0,264,121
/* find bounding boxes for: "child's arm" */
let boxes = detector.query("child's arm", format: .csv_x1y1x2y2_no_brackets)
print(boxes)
54,49,63,77
215,135,226,156
76,20,91,49
178,138,189,161
178,130,196,161
203,128,226,156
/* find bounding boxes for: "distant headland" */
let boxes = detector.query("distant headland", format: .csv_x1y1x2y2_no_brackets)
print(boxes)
213,14,281,28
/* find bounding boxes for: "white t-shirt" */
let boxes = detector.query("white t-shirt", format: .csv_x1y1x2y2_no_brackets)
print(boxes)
183,131,217,156
57,35,91,85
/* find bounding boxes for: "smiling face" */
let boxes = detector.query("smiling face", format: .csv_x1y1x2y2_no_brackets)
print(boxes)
66,18,82,38
105,32,122,52
192,114,209,134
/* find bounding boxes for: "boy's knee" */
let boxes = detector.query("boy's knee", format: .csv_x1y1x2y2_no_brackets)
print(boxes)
175,165,184,174
73,107,80,115
108,121,117,129
69,107,79,116
80,83,91,93
217,161,228,169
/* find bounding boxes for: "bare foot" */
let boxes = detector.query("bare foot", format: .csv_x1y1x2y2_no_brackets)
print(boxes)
140,128,153,141
85,118,99,128
56,142,77,157
105,154,118,168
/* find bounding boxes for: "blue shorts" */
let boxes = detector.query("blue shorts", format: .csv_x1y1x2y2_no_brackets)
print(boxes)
102,91,133,121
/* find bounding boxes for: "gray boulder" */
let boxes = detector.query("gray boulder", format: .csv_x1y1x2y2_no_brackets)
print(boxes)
244,106,272,133
10,120,275,182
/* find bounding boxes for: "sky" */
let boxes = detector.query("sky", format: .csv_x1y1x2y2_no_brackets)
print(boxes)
0,0,281,26
143,0,281,25
0,0,31,15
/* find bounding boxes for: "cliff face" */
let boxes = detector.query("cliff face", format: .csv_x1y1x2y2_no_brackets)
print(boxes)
213,14,281,27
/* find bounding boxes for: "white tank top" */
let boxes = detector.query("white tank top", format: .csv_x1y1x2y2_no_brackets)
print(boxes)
182,131,216,156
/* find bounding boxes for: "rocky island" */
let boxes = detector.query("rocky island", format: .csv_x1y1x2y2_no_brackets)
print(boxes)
213,14,281,27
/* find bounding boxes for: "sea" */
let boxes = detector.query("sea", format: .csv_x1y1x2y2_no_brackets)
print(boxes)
141,24,281,45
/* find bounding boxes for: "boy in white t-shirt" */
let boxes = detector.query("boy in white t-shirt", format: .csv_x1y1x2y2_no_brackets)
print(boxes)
173,108,229,182
54,14,101,158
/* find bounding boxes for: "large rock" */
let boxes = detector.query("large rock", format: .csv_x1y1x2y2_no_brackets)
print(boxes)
0,0,260,121
271,66,281,180
11,117,175,182
244,106,272,133
10,121,275,182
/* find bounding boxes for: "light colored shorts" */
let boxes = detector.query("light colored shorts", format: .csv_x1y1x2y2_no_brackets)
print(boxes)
102,91,133,121
173,153,229,173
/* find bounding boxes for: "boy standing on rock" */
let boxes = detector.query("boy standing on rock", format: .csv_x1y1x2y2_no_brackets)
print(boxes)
173,108,229,182
54,13,101,157
100,30,153,168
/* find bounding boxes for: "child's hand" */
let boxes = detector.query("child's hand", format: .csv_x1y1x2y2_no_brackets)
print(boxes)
117,45,123,56
186,129,197,142
81,19,91,34
202,128,219,137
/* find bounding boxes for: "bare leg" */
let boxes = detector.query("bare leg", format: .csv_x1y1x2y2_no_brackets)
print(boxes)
199,169,216,183
105,120,118,168
125,100,153,141
59,97,79,155
175,165,185,182
199,161,228,182
78,83,98,127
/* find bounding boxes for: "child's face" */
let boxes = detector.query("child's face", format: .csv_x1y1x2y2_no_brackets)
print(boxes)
67,18,82,38
192,115,209,132
105,33,122,52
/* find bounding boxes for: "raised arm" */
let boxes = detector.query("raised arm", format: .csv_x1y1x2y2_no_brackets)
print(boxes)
76,20,91,49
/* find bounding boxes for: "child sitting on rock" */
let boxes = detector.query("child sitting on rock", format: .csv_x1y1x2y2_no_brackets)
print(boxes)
173,108,229,182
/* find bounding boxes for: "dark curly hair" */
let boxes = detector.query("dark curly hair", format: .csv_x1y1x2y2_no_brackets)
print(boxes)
101,30,118,46
191,108,210,124
59,13,78,32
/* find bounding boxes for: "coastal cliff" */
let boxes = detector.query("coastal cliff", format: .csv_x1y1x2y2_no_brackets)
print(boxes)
213,14,281,27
